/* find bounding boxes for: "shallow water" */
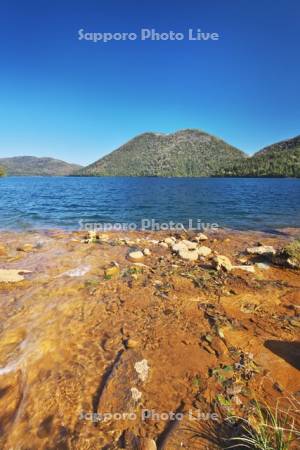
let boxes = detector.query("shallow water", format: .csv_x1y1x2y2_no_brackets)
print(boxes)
0,176,300,230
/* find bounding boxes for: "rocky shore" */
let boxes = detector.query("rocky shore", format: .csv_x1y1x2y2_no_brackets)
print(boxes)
0,228,299,449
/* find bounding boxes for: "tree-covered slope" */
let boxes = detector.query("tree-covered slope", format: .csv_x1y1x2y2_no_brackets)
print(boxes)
216,135,300,177
0,156,82,176
76,129,246,177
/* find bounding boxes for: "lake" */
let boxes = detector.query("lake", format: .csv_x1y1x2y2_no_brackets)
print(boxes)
0,177,299,231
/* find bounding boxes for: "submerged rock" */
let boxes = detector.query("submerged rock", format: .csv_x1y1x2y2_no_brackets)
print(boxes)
0,269,31,283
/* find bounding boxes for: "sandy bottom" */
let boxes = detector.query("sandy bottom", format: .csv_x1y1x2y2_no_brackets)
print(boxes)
0,228,299,449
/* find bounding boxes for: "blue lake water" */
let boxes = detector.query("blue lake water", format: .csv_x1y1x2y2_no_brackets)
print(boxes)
0,177,299,231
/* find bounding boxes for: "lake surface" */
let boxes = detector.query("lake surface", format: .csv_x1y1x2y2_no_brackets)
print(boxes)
0,177,299,231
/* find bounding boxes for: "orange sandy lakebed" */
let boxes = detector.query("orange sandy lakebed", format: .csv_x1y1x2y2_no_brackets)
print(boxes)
0,228,299,449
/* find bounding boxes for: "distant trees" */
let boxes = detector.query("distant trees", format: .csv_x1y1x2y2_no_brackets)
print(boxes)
0,166,5,177
216,148,300,178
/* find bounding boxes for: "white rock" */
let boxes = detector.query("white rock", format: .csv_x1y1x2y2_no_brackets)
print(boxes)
246,245,276,256
172,242,188,253
195,233,208,241
179,248,199,261
131,387,142,401
143,248,151,256
213,255,232,272
164,237,176,246
181,240,198,250
197,246,212,257
0,269,31,283
134,359,149,382
128,251,144,262
255,262,270,270
233,265,255,273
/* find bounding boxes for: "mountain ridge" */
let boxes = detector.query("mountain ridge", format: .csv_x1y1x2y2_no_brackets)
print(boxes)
216,135,300,177
0,156,82,176
75,128,247,177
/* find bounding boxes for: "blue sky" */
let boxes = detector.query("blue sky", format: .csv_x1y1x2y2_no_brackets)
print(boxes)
0,0,299,165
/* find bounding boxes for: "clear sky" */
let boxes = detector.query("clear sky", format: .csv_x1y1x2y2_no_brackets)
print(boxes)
0,0,299,165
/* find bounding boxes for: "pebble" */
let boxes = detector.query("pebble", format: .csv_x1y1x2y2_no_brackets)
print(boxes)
128,251,145,262
138,438,157,450
143,248,151,256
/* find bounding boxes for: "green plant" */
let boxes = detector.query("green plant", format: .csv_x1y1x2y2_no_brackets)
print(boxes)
226,400,300,450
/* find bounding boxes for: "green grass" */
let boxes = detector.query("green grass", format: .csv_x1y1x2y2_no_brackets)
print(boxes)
226,400,300,450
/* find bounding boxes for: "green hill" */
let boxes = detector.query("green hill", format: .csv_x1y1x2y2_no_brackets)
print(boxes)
76,129,246,177
216,135,300,177
0,166,5,176
0,156,82,176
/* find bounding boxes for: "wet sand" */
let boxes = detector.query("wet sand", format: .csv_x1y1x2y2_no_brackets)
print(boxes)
0,228,299,449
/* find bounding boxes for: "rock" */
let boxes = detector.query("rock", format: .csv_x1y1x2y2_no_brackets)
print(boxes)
63,265,90,277
128,251,144,262
143,248,151,256
181,240,198,250
138,438,157,450
289,319,300,328
232,265,255,273
0,269,31,283
134,359,149,382
178,248,199,261
246,245,276,256
159,242,169,249
172,242,188,253
210,337,228,357
255,262,270,270
164,237,176,246
130,387,142,401
197,246,212,257
212,255,232,272
195,233,208,241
